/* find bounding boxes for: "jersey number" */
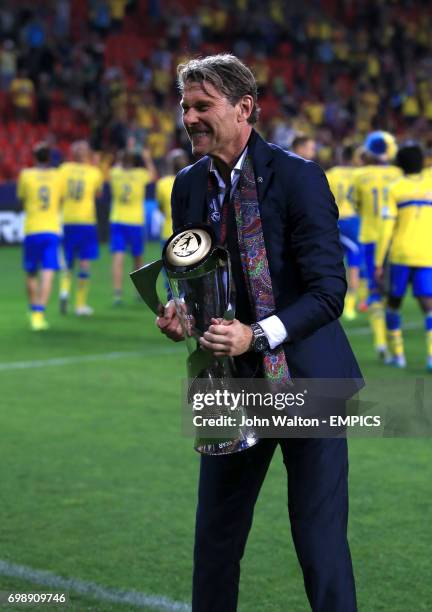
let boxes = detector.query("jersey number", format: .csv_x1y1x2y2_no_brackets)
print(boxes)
38,186,50,210
68,179,84,201
120,183,132,204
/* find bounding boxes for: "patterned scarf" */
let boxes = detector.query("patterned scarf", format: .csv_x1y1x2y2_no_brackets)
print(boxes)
207,155,291,382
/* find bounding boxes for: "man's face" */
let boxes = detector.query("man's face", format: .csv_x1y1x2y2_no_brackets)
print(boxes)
180,81,243,159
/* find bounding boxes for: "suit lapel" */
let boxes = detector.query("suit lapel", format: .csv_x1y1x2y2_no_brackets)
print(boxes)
248,130,274,203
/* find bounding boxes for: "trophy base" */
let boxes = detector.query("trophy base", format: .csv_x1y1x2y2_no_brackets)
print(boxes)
195,430,259,455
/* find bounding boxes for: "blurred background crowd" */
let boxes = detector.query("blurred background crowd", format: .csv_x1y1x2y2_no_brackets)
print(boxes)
0,0,432,180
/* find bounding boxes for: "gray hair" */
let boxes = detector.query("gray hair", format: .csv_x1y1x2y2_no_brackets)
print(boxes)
177,54,260,124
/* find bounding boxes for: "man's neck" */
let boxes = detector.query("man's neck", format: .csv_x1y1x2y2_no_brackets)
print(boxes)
211,127,252,183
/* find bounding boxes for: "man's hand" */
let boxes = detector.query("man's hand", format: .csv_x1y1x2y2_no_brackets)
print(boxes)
200,318,253,357
156,301,184,342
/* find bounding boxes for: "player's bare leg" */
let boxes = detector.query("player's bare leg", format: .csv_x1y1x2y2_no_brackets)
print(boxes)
27,271,53,331
26,273,38,306
39,269,55,307
417,297,432,371
75,259,93,316
112,252,125,305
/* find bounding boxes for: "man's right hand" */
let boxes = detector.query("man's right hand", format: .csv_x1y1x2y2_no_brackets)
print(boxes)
156,301,184,342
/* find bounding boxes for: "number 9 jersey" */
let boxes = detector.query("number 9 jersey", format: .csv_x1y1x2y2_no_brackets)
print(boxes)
17,167,63,236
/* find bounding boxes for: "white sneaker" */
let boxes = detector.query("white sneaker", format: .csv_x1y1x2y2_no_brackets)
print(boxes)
387,355,407,368
75,305,94,316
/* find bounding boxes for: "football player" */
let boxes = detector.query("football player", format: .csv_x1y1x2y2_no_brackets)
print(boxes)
376,142,432,370
327,145,362,320
58,141,104,315
18,142,62,331
354,131,402,358
109,148,156,305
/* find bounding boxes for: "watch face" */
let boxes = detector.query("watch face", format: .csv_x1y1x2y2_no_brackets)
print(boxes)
254,335,268,352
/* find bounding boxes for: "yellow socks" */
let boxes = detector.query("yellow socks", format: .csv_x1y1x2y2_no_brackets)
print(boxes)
385,309,406,367
357,278,368,306
388,329,405,358
343,291,357,321
60,270,72,297
76,272,90,309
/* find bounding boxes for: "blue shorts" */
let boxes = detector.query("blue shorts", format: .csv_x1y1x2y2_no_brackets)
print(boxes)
339,217,362,267
389,264,432,298
362,242,378,293
63,224,99,268
110,223,144,257
23,233,60,273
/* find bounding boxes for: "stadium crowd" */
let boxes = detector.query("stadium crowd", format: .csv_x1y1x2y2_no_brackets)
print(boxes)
1,0,432,180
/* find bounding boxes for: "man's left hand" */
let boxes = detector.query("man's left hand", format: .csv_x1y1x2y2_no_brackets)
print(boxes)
200,318,253,357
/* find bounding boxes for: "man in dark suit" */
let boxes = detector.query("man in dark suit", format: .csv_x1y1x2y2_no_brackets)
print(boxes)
157,54,362,612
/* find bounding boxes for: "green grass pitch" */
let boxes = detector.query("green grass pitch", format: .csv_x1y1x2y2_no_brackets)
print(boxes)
0,244,430,611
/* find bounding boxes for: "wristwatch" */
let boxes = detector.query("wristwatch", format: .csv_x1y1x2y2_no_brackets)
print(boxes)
250,322,270,353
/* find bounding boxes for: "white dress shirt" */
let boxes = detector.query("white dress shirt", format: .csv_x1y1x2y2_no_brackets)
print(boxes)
209,149,289,349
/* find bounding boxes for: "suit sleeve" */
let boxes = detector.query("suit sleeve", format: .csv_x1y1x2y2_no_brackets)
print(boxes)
276,161,347,342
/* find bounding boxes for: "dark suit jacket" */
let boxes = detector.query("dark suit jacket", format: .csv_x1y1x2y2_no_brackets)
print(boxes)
171,130,363,384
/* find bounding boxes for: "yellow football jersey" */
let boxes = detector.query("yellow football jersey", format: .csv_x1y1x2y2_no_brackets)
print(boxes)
376,173,432,267
109,167,150,225
17,168,62,236
60,162,104,225
155,175,175,239
326,166,357,219
354,164,402,243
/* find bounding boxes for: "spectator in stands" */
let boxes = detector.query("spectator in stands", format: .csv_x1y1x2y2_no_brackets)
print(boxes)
1,0,432,184
9,68,34,120
291,134,317,160
0,39,16,90
109,0,128,32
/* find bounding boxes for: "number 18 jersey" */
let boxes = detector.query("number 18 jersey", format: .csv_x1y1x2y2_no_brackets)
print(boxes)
17,168,62,236
60,162,104,225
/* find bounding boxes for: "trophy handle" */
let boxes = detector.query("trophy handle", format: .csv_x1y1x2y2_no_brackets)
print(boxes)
130,259,164,315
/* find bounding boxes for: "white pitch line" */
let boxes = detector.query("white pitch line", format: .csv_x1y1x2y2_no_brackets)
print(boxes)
347,320,421,336
0,322,422,372
0,347,183,372
0,559,191,611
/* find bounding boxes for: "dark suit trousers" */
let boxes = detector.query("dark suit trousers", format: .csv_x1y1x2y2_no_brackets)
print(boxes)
192,438,357,612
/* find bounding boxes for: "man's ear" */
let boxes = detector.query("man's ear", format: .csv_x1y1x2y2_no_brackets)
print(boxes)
237,95,254,123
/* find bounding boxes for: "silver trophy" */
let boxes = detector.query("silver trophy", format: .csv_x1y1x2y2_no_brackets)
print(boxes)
130,224,258,455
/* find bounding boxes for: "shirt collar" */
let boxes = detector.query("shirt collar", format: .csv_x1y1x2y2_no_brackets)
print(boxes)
209,146,248,189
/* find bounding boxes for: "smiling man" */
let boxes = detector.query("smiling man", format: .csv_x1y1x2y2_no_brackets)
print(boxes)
156,54,362,612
